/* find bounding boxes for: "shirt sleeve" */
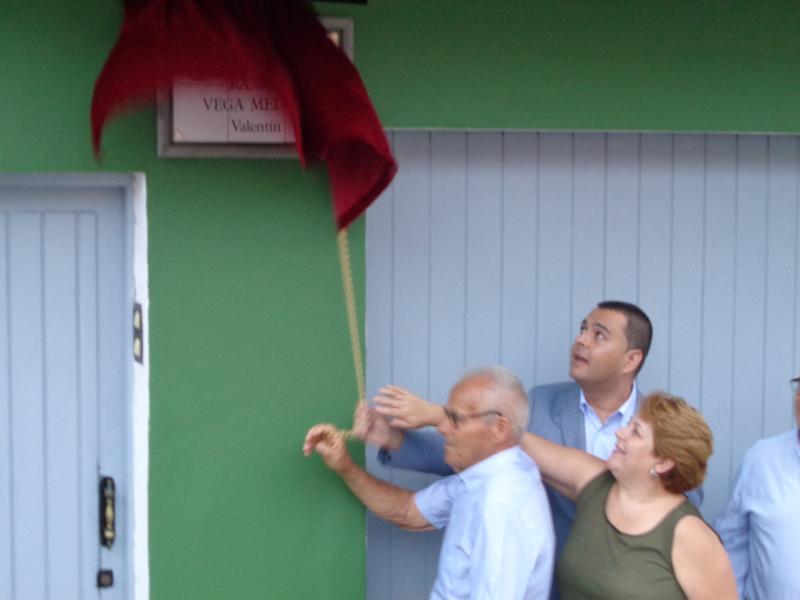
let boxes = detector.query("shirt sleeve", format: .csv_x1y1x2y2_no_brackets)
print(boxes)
413,475,459,530
468,503,551,600
714,454,752,598
377,428,454,476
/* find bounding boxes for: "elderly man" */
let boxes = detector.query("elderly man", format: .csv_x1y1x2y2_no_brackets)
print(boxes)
714,375,800,599
304,367,555,600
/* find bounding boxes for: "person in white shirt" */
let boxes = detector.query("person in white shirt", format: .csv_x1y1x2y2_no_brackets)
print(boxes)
303,366,555,600
715,375,800,600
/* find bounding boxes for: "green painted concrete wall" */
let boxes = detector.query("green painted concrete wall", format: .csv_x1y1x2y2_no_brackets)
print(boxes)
2,3,365,599
2,1,799,599
326,0,800,133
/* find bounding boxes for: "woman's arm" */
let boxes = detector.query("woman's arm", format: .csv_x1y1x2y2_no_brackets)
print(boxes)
672,516,738,600
519,432,606,501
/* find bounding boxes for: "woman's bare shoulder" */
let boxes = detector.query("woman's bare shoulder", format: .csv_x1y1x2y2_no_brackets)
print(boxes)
672,515,737,600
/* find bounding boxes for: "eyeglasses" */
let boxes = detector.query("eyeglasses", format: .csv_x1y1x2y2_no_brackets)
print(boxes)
442,407,503,429
792,377,800,395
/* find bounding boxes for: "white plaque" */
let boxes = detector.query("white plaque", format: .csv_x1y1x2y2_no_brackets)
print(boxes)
171,79,296,144
157,17,353,159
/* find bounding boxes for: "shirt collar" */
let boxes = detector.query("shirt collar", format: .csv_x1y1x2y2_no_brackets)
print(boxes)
579,381,638,422
457,446,522,492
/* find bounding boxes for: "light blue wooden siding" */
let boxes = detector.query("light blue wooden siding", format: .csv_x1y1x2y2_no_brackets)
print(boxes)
365,131,800,600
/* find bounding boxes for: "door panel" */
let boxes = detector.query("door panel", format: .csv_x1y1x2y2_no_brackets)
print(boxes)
8,212,47,600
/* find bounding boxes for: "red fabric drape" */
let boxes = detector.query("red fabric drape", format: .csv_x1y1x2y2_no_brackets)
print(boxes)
91,0,396,230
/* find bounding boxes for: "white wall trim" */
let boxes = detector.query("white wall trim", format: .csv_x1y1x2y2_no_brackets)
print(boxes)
130,173,150,600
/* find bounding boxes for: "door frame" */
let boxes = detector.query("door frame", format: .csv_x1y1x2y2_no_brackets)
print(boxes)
0,173,150,600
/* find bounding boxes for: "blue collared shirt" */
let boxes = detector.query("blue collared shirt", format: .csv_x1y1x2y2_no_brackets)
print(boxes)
715,428,800,600
414,446,555,600
579,383,638,459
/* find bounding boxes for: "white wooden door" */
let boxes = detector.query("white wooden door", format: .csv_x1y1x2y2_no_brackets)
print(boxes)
0,176,132,600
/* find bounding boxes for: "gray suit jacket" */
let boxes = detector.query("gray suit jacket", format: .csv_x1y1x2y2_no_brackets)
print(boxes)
526,381,589,565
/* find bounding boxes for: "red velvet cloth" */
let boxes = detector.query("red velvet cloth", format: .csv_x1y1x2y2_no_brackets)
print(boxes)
91,0,396,230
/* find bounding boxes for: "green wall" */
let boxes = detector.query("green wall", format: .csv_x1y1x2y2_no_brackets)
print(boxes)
2,1,799,599
323,0,800,133
2,3,366,599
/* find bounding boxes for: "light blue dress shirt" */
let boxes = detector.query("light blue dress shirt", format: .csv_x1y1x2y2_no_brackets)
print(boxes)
414,446,555,600
715,428,800,600
579,382,637,459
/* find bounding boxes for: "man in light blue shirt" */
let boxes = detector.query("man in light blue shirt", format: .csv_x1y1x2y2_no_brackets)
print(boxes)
715,375,800,600
304,366,555,599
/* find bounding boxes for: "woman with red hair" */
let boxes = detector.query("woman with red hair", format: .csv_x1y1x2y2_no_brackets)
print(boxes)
522,391,736,599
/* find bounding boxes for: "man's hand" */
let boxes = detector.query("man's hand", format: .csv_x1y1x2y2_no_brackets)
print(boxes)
352,402,405,451
373,386,444,429
303,423,355,474
305,422,433,532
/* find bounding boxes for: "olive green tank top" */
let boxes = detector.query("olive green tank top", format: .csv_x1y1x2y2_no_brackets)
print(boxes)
557,471,702,600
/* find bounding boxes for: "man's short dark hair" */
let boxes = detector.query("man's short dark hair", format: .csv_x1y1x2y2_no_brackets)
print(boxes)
597,300,653,375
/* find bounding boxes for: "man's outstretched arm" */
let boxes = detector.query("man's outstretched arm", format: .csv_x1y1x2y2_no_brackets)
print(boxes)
350,388,454,476
303,423,433,531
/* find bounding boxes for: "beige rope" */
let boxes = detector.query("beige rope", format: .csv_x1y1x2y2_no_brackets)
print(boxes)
335,228,365,440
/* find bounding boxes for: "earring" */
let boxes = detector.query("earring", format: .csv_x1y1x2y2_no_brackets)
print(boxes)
649,467,657,478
